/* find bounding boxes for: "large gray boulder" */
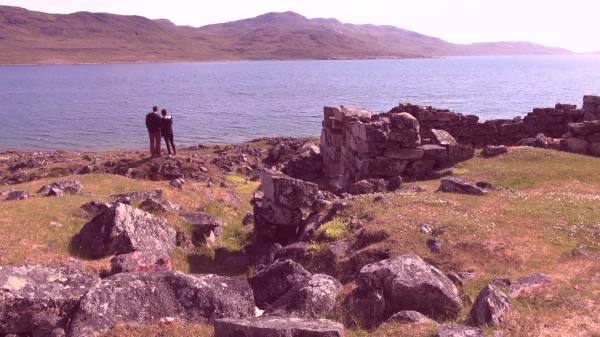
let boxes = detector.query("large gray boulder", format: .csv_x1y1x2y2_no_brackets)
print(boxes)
349,254,462,326
469,284,511,327
438,177,486,196
0,265,97,337
248,259,340,318
213,317,344,337
71,203,176,258
68,271,255,337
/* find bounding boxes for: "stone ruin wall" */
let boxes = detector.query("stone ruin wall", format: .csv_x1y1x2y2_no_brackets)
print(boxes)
321,95,600,186
320,106,474,189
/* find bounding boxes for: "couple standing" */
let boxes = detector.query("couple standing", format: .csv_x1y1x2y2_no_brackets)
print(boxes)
145,106,176,158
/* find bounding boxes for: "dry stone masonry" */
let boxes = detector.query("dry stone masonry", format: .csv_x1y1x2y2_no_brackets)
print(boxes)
320,106,474,189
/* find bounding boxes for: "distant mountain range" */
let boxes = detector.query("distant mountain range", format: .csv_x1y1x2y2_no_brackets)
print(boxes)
0,5,573,65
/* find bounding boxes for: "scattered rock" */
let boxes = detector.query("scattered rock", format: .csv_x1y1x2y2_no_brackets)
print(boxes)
5,191,31,201
481,145,508,158
71,203,176,259
436,324,484,337
77,165,94,175
111,190,163,203
517,133,550,148
509,273,550,298
138,197,179,213
419,223,433,235
109,250,172,275
169,178,185,188
571,248,600,260
68,272,255,337
427,239,442,253
49,221,63,229
386,310,438,325
469,284,511,327
438,177,486,196
80,200,112,216
38,180,83,196
0,265,97,337
213,317,344,337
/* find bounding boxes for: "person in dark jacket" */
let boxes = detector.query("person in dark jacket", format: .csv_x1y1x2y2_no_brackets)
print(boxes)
145,106,162,158
161,109,176,155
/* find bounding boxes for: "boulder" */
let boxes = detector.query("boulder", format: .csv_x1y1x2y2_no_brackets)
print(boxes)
448,144,475,163
350,254,462,325
182,212,223,246
111,190,163,203
436,324,484,337
438,177,486,196
109,250,172,275
469,284,511,327
509,273,550,298
481,145,507,158
169,178,185,189
5,191,31,201
261,169,319,209
248,259,340,318
517,133,550,148
68,272,255,337
213,317,344,337
386,310,438,325
71,203,176,259
0,265,97,337
563,138,588,154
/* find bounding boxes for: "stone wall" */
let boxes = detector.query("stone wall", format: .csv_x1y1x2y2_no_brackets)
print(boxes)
561,120,600,156
320,106,474,189
583,95,600,121
390,101,586,147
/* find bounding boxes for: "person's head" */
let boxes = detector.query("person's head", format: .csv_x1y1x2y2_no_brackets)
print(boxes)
161,109,167,116
153,106,158,112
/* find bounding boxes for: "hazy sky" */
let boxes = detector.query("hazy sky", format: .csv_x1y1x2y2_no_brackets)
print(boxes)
3,0,599,52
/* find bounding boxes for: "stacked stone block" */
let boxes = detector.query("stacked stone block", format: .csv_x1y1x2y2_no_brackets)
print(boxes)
321,106,473,190
583,95,600,121
561,120,600,156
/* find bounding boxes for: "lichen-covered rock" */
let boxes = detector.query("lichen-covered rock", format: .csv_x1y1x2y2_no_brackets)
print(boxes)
182,212,223,246
469,284,511,327
138,197,179,213
80,200,111,216
248,259,340,318
436,324,484,337
438,177,486,196
110,190,163,203
213,317,344,337
71,203,176,258
0,265,97,337
109,250,172,275
349,254,462,326
68,272,255,337
509,273,550,298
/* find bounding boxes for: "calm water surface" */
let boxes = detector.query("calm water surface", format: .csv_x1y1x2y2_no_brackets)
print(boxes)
1,55,599,150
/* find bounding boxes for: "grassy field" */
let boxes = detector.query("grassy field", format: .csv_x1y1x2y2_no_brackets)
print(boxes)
2,146,600,336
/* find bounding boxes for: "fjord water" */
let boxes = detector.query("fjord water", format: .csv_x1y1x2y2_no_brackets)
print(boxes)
1,55,599,151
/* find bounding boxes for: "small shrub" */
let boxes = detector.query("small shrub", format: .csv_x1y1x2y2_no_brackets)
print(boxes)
316,218,348,241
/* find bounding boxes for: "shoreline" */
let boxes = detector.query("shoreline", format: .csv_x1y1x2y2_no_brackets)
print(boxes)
0,53,588,67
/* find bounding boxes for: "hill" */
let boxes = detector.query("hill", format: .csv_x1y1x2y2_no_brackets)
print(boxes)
0,6,572,65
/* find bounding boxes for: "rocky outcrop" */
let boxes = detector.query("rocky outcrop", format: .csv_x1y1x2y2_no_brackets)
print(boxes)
509,273,550,298
347,254,462,327
438,177,486,196
0,265,97,337
263,138,324,181
5,191,31,201
248,259,340,318
213,317,344,337
481,145,508,158
139,197,180,213
437,324,484,337
71,203,176,258
109,250,172,275
68,271,255,337
469,284,511,327
110,189,163,204
80,200,111,216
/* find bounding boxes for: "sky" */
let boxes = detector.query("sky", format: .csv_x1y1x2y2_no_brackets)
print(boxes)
2,0,599,53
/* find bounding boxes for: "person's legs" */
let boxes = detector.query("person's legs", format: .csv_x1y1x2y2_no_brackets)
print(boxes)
148,132,155,157
168,135,176,155
163,135,172,154
153,132,162,157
